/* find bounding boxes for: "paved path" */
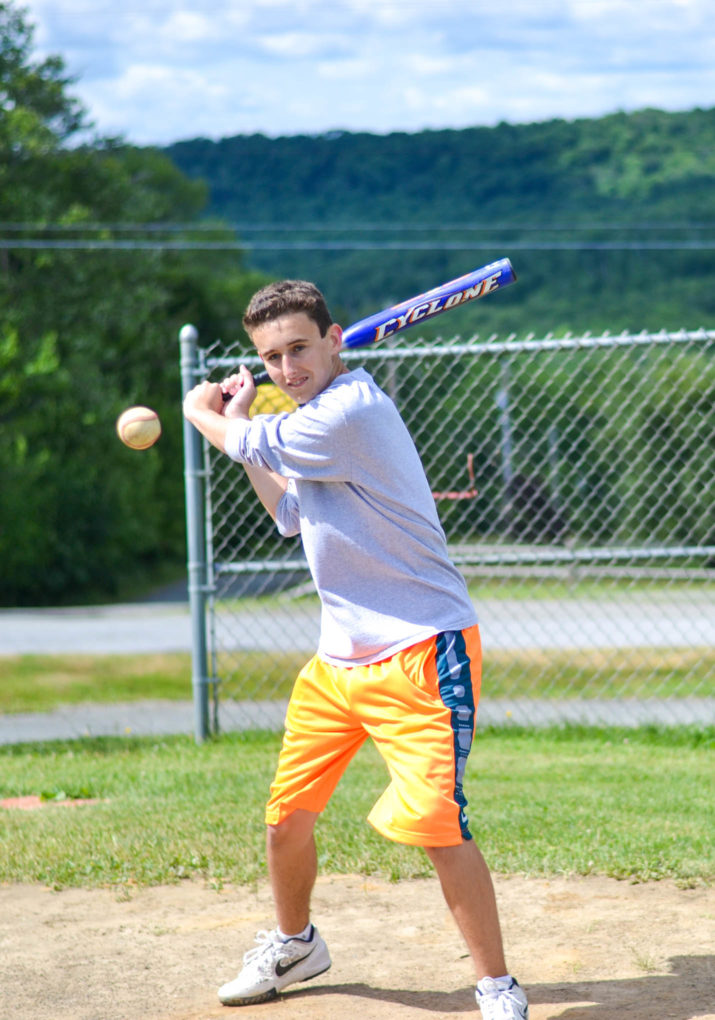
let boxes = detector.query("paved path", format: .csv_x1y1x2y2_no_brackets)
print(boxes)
1,596,713,744
2,694,713,746
2,593,714,655
0,698,286,745
0,603,195,655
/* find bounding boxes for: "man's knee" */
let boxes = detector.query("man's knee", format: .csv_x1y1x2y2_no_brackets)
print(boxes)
266,808,318,853
424,840,466,861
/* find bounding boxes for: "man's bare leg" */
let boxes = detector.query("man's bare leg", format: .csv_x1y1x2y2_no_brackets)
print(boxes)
266,808,320,934
218,809,327,1005
425,839,508,979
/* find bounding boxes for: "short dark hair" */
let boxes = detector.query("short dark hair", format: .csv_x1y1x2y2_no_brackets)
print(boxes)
242,280,333,336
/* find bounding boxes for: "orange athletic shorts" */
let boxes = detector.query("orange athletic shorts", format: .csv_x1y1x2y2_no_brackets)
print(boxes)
265,625,482,847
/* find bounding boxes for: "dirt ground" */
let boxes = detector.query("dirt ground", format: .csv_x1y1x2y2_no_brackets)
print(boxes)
1,872,713,1020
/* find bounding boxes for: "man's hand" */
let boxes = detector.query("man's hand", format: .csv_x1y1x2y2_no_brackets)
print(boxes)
182,373,255,454
219,366,257,419
182,379,225,421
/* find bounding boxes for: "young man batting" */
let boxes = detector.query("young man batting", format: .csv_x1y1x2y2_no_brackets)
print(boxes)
182,279,529,1020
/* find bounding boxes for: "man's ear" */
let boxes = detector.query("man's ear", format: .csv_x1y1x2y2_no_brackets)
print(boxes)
328,323,343,352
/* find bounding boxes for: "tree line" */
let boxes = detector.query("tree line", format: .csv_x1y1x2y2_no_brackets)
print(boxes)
166,107,715,335
0,2,268,605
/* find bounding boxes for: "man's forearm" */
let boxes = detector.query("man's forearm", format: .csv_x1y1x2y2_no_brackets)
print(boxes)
184,405,234,453
183,379,287,519
242,463,289,521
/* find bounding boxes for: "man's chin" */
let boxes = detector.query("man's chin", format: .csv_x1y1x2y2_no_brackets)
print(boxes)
284,381,313,403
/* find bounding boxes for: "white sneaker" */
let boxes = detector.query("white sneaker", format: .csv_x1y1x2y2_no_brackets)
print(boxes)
218,925,331,1006
476,976,529,1019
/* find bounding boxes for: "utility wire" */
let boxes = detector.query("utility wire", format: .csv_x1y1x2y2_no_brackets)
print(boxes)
1,238,713,251
0,221,712,232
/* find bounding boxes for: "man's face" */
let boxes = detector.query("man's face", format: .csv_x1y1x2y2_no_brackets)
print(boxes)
251,312,343,404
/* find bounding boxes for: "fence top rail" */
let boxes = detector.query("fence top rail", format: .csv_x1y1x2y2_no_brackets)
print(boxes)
200,327,715,373
214,544,715,574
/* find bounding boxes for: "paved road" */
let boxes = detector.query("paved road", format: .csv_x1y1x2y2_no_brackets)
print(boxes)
1,595,713,744
2,694,713,746
2,593,715,655
0,602,195,655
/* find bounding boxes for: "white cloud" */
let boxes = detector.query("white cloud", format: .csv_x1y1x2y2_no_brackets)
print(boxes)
22,0,715,145
257,29,344,59
161,10,216,44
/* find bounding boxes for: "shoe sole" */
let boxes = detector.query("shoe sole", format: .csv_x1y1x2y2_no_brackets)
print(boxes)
218,960,332,1007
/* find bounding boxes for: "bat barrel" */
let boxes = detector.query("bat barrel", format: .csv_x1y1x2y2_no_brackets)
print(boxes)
220,258,516,396
341,257,516,349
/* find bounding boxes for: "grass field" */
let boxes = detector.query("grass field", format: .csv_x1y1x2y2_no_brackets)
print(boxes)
2,646,714,712
1,629,712,894
0,654,195,713
1,726,712,890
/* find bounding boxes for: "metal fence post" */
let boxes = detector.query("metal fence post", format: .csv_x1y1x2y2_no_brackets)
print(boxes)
179,323,210,742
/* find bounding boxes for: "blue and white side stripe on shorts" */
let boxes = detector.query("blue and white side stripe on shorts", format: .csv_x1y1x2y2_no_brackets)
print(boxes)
435,629,476,841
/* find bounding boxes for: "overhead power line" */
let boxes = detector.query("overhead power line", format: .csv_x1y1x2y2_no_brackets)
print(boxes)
1,238,713,251
0,220,713,233
1,219,713,252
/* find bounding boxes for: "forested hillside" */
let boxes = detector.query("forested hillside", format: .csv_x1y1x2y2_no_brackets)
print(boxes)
166,108,715,336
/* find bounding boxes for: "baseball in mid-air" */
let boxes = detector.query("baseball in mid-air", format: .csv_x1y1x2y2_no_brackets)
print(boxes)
115,406,162,450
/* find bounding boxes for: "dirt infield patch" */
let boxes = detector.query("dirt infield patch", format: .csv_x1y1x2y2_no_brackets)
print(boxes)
0,795,102,810
1,874,713,1020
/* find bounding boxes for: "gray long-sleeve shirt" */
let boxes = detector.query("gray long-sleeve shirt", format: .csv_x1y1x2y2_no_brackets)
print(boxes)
225,368,477,665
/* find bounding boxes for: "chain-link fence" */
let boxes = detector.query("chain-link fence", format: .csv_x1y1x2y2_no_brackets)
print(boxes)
180,326,715,740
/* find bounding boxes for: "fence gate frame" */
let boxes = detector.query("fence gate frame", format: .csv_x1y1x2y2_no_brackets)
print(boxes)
179,323,213,743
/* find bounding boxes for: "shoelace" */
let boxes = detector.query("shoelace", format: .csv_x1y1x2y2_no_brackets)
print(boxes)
243,930,284,977
243,929,277,963
243,929,307,977
490,992,526,1020
478,980,527,1020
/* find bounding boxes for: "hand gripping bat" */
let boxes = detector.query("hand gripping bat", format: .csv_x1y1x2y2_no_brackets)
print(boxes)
225,257,516,392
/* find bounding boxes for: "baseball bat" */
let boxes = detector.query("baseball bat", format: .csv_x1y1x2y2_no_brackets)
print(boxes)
224,258,516,394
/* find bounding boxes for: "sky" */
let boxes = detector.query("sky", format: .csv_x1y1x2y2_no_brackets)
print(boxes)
24,0,715,147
